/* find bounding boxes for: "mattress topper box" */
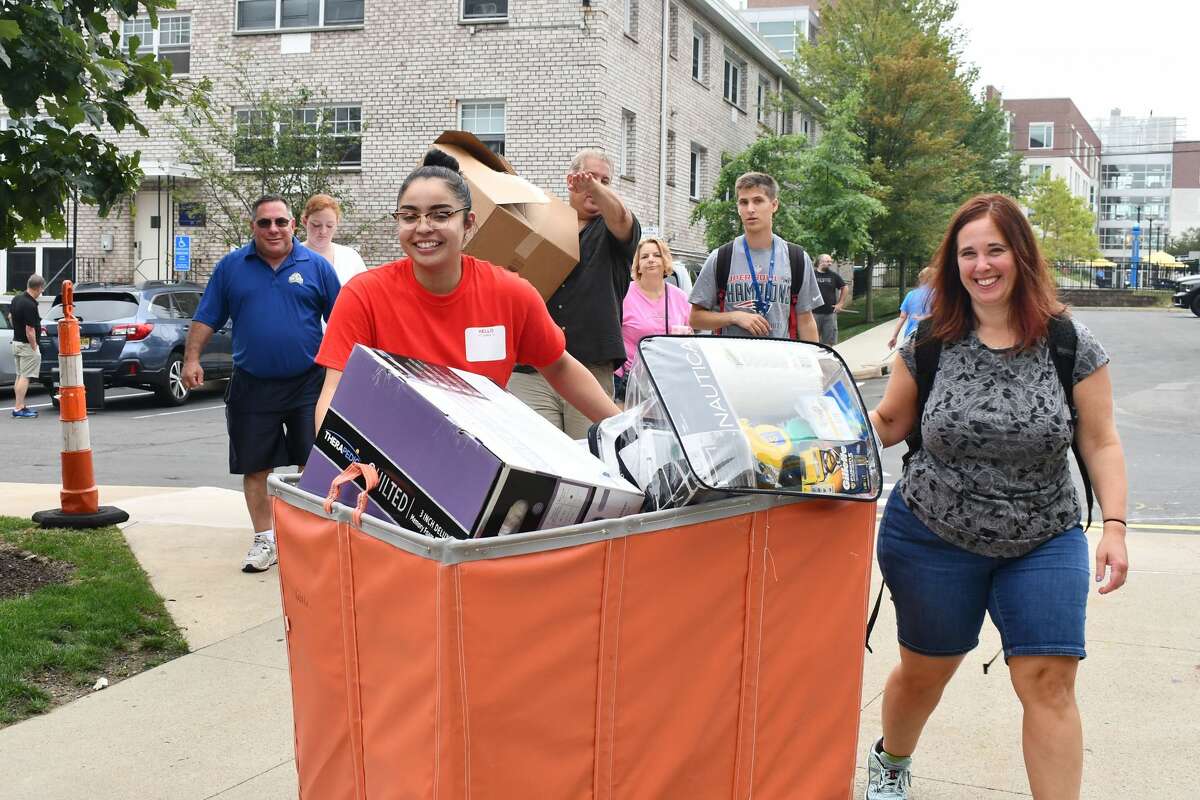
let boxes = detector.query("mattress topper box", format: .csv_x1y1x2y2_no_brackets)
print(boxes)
432,131,579,300
299,345,643,538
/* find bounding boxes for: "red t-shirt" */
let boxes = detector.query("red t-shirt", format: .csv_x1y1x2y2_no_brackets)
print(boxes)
316,255,565,388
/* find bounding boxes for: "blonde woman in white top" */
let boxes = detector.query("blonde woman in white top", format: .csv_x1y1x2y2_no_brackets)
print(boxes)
301,193,368,287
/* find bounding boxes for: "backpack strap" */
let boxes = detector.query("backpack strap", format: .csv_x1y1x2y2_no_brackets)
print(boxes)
713,242,735,335
902,318,941,465
786,242,806,340
1047,314,1093,530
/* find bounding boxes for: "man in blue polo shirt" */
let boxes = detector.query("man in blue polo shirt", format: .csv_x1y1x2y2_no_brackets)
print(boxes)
184,195,340,572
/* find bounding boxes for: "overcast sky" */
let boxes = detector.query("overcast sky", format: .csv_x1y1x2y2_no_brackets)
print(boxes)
950,0,1200,139
727,0,1200,139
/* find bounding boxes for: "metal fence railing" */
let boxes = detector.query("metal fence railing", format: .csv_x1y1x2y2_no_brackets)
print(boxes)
848,261,1199,297
1051,262,1198,291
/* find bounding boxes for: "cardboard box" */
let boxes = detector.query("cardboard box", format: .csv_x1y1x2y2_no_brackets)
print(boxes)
432,131,579,300
300,345,643,538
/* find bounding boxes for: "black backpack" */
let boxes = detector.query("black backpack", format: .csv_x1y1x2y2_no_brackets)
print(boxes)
904,315,1093,528
713,240,809,338
865,314,1093,655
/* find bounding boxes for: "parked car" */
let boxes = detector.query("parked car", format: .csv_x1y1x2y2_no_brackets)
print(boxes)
1173,274,1200,317
0,299,14,387
38,282,233,405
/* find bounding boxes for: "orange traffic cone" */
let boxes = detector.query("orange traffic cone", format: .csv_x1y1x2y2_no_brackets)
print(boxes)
33,280,128,529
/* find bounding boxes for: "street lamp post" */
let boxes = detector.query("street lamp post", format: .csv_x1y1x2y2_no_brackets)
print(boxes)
1147,216,1155,285
1131,205,1143,289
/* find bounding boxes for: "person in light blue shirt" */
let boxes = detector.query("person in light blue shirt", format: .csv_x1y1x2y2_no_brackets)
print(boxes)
888,267,934,350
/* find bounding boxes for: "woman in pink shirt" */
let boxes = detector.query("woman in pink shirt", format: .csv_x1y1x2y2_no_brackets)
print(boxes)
615,237,692,400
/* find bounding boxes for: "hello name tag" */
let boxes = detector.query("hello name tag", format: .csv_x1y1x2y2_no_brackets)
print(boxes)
465,326,507,362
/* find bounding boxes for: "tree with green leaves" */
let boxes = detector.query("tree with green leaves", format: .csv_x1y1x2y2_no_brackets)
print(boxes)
690,134,811,252
168,55,361,250
793,0,1024,316
0,1,207,249
1167,227,1200,256
1024,173,1100,263
791,91,886,261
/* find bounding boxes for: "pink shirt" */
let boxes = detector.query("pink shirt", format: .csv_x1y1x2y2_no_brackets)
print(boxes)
618,281,692,375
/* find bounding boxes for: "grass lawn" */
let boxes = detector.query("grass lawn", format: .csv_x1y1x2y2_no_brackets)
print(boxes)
0,517,187,725
838,287,903,340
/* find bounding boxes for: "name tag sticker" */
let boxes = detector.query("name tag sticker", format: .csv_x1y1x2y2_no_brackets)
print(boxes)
465,326,507,362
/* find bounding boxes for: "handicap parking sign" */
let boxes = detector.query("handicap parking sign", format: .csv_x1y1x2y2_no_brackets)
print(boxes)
174,235,191,272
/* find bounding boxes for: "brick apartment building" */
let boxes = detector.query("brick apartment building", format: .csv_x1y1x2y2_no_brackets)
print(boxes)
1001,95,1101,212
1,0,819,294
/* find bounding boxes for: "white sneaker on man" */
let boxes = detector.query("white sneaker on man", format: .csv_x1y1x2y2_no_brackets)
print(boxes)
241,533,278,573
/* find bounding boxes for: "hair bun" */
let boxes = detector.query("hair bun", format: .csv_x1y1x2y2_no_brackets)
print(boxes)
422,149,461,173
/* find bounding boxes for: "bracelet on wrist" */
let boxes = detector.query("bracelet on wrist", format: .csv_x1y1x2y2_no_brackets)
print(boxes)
1102,518,1126,527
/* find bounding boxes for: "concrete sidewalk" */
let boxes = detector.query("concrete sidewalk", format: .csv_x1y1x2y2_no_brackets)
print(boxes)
0,326,1195,799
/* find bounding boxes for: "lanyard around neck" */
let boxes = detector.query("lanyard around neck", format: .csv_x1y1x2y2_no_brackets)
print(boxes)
741,236,776,315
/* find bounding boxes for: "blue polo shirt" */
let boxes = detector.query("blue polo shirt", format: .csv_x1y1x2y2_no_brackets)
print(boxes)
195,239,340,379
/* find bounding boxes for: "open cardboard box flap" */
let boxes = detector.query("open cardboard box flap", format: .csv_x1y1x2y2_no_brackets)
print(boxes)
432,131,579,300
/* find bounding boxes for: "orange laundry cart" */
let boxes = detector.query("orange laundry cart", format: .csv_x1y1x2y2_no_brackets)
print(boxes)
270,468,877,800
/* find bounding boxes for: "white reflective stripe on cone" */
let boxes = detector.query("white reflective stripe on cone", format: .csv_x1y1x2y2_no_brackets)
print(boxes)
61,421,91,453
60,354,84,387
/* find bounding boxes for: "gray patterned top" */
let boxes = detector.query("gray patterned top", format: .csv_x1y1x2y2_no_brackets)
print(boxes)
898,317,1108,557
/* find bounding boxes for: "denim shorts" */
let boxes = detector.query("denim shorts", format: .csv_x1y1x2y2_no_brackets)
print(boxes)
877,490,1089,660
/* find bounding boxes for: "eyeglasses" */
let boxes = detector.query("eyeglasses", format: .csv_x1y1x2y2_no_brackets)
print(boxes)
390,207,469,227
255,217,292,229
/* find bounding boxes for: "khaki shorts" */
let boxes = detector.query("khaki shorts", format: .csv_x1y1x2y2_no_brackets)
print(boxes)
508,363,616,441
12,341,40,379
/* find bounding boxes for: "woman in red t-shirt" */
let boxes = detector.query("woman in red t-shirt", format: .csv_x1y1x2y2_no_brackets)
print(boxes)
314,150,620,431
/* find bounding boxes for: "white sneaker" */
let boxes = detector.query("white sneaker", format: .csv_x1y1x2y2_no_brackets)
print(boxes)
241,534,277,573
866,739,912,799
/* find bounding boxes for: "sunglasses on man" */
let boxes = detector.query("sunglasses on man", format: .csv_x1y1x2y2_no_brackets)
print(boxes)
255,217,293,229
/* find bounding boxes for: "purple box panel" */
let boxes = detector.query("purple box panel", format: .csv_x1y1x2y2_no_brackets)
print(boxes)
299,347,501,529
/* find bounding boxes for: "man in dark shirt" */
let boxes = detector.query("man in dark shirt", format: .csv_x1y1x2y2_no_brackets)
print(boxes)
184,195,340,572
812,253,849,345
509,149,640,439
10,274,45,419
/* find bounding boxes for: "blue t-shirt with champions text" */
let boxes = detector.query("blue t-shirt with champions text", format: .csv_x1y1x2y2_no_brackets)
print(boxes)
195,239,340,379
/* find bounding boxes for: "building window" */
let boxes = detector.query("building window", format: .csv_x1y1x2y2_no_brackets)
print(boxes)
723,51,745,108
668,3,679,59
666,130,676,186
1074,130,1083,159
235,105,362,168
1028,122,1053,150
750,19,800,59
620,109,636,179
780,96,795,135
757,76,773,125
1100,163,1172,190
624,0,638,38
689,143,707,200
460,100,505,156
1028,164,1052,181
1098,195,1169,222
236,0,364,31
121,15,191,74
691,25,709,84
1098,228,1126,249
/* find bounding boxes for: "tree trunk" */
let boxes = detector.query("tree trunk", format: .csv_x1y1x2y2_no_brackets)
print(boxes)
898,253,907,299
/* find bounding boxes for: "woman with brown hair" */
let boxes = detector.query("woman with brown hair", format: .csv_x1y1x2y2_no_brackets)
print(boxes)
865,194,1129,800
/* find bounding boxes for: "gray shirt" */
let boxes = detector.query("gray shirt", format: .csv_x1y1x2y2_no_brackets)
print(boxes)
689,234,824,338
899,317,1108,558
